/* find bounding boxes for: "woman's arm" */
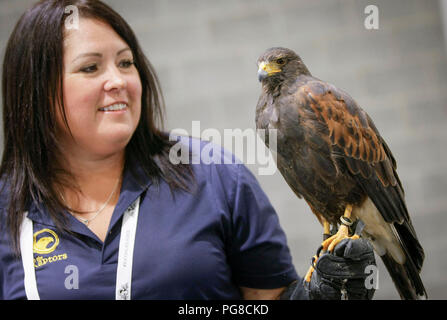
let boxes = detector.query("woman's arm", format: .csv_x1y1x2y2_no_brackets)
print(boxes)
239,286,286,300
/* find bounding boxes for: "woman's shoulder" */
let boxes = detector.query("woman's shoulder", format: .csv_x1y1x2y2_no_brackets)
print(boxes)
169,133,244,180
168,134,267,205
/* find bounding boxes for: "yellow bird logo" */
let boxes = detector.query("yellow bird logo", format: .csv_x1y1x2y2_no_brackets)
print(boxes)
33,229,59,254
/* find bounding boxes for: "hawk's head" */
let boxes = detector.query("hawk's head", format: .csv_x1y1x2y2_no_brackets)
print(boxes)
257,47,310,84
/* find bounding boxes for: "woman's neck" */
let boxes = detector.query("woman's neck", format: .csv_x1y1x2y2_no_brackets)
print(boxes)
59,150,125,213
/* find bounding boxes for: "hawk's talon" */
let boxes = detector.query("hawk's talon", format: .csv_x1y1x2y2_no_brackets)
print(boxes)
304,265,314,283
316,245,324,257
321,224,360,253
319,204,359,252
304,254,319,282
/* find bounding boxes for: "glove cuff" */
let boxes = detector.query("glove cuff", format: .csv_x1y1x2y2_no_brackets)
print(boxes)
279,279,310,300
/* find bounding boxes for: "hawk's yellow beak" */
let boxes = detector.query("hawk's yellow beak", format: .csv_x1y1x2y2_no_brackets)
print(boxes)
258,61,281,82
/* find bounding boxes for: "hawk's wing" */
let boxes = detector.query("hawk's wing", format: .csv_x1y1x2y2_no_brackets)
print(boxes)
295,81,405,220
291,79,426,298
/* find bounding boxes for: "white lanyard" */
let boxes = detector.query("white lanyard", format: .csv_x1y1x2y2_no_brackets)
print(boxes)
19,196,141,300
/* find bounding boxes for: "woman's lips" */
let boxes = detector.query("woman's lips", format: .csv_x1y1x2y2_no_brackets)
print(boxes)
98,102,128,112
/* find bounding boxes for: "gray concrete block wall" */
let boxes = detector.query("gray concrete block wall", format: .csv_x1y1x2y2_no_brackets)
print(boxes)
1,0,446,299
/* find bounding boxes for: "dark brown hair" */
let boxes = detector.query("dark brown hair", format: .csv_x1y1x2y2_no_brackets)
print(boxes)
1,0,193,254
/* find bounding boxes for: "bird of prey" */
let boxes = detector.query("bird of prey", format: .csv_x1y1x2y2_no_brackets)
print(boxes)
255,47,427,299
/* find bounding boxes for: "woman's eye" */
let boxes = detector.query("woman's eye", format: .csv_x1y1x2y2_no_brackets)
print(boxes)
119,59,134,68
80,64,97,73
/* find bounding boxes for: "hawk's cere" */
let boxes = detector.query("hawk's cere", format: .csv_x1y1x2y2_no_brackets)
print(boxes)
256,47,427,299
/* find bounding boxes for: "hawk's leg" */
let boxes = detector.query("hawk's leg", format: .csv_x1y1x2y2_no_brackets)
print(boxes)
323,220,331,240
321,204,359,253
304,208,360,282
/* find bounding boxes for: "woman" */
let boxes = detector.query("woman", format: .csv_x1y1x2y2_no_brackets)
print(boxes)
0,0,374,300
0,0,301,300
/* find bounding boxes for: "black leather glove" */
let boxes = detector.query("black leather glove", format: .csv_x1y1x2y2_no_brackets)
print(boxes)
307,237,377,300
280,237,376,300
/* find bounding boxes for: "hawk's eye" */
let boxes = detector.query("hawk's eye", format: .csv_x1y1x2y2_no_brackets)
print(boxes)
276,58,285,65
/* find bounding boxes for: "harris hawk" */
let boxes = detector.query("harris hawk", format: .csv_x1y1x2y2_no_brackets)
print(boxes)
255,47,427,299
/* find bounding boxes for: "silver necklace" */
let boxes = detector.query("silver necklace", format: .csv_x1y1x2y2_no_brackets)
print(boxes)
63,177,121,226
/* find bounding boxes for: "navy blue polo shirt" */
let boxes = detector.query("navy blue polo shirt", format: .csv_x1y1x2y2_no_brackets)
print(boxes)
0,138,298,299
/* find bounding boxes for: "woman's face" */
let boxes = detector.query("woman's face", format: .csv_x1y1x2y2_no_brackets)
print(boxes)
59,18,142,160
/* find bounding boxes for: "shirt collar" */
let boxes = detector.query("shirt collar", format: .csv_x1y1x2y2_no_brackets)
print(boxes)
26,162,152,238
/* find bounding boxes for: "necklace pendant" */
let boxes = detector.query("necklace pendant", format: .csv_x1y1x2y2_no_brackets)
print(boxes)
65,176,121,228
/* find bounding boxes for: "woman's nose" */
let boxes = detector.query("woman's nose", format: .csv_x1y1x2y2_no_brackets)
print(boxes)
104,66,126,91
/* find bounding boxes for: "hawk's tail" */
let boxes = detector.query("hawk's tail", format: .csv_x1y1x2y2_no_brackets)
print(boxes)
380,222,427,300
381,253,427,299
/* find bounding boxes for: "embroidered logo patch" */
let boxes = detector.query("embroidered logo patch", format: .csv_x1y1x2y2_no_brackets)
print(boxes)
33,228,59,254
33,228,68,268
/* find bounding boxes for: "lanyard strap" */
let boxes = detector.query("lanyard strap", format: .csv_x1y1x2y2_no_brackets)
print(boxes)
20,196,141,300
20,212,40,300
115,196,140,300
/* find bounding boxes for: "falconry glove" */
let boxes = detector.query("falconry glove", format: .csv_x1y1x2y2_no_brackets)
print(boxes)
306,237,376,300
280,238,376,300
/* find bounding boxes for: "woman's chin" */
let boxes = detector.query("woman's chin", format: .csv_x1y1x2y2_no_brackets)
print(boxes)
90,131,135,155
100,125,136,142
